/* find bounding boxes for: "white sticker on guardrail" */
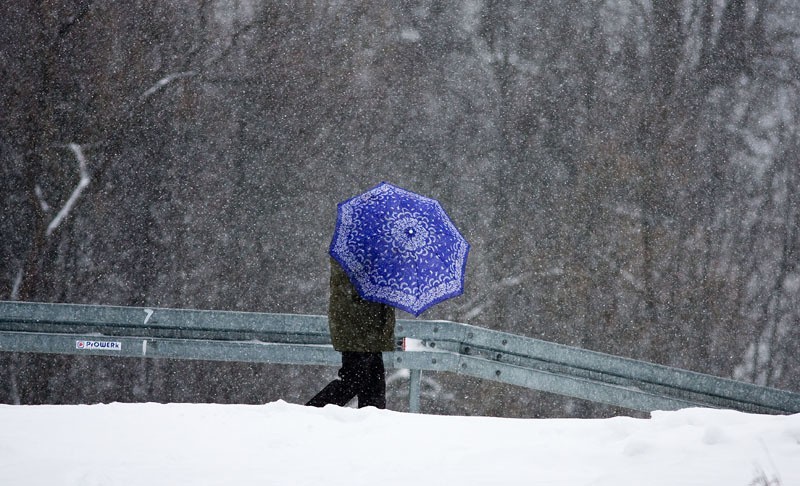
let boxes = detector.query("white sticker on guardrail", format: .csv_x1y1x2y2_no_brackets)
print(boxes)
76,340,122,351
402,337,425,351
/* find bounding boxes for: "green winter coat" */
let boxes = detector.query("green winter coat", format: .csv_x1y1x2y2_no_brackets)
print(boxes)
328,258,396,352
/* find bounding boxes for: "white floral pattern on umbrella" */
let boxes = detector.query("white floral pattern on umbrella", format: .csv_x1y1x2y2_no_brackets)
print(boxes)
330,182,469,316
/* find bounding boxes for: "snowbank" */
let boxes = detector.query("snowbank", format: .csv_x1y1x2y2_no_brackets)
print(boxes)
1,401,798,485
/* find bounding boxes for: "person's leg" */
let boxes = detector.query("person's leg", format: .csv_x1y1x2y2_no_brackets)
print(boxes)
356,352,386,409
306,352,360,407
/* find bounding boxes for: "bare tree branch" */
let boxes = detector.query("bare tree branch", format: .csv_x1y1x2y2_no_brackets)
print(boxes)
46,143,90,237
140,71,197,101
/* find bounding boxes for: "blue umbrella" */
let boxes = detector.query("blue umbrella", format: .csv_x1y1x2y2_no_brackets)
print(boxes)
330,182,470,316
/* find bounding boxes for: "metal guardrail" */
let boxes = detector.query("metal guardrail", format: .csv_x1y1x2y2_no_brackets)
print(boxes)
1,300,799,415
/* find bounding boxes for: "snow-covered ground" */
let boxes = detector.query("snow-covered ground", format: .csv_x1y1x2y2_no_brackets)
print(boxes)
1,401,798,486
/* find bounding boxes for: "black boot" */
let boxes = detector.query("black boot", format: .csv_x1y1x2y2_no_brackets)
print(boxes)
305,379,356,407
306,351,386,409
355,352,386,409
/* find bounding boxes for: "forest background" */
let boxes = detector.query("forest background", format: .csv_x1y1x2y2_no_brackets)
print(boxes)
2,0,799,418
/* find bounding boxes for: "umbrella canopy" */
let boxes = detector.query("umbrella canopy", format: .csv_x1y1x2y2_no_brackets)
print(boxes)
330,182,470,316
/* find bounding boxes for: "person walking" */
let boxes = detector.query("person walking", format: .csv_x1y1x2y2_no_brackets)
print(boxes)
307,182,468,409
306,258,396,409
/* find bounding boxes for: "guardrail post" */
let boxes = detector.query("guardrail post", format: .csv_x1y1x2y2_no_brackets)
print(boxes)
409,369,421,413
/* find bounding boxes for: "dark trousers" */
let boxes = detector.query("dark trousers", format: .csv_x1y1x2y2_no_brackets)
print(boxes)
306,351,386,409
